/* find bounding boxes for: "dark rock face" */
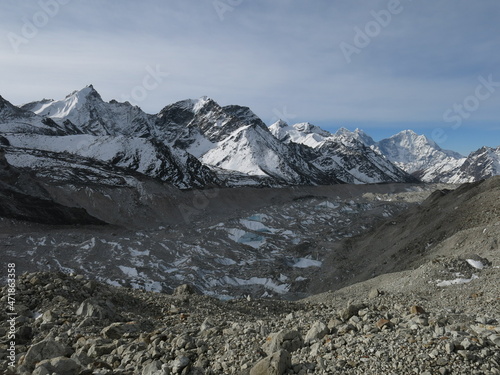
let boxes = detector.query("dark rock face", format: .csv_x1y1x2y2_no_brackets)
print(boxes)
0,149,106,225
455,146,500,181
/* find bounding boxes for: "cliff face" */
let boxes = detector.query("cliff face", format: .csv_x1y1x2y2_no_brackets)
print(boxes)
0,146,105,225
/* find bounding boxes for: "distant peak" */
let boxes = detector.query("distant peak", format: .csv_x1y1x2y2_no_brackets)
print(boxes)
65,85,100,100
335,127,353,136
193,96,215,112
271,119,289,128
395,129,418,137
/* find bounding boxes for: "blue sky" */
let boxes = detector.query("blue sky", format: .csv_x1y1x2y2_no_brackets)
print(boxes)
1,0,499,155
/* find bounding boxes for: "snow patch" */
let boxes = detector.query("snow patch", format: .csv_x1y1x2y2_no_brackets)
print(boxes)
293,258,322,268
436,274,479,287
466,259,485,270
118,266,138,277
222,276,290,294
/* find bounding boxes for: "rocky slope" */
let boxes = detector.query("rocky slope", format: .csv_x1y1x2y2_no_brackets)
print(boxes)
446,146,500,183
0,147,104,225
1,180,437,299
1,177,499,374
1,249,498,374
311,176,500,295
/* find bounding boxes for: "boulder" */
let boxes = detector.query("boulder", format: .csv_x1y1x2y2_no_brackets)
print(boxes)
35,357,81,375
250,350,291,375
23,339,73,370
262,330,303,355
304,321,329,344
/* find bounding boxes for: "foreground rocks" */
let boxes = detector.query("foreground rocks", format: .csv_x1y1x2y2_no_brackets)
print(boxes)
1,271,499,374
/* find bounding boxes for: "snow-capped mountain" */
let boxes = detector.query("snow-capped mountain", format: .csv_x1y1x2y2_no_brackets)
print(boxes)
21,85,154,137
332,128,500,183
446,146,500,183
155,99,341,185
270,122,417,184
2,88,218,189
371,130,466,182
1,85,497,187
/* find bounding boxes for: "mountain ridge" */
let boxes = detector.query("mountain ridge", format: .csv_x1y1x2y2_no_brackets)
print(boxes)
1,85,498,188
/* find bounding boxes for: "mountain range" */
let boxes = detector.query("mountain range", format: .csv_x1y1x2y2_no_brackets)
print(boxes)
1,85,498,189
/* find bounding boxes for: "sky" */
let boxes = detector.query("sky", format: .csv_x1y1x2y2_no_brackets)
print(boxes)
1,0,499,155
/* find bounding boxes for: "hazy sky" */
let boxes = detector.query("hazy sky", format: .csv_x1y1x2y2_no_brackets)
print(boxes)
1,0,499,154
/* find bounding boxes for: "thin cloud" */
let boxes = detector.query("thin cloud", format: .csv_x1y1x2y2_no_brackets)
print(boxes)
0,0,498,155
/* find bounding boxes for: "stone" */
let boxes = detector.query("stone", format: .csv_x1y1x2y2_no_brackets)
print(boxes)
304,321,329,344
23,339,73,370
461,338,473,350
376,319,392,330
173,284,198,296
32,367,51,375
489,334,500,347
36,356,81,375
142,360,169,375
410,305,426,315
262,330,303,355
444,342,455,354
250,349,291,375
17,325,33,344
42,310,58,324
436,357,448,366
368,288,380,299
339,303,364,321
174,333,195,350
171,356,190,373
87,343,115,357
328,318,343,330
101,322,140,339
200,317,215,332
76,299,115,320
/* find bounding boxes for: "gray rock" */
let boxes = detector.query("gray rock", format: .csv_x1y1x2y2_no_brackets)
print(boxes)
76,298,115,320
304,321,329,344
368,288,380,299
32,367,51,375
23,339,73,370
36,356,81,375
101,322,140,339
489,334,500,347
174,333,195,350
262,330,303,355
42,310,58,324
200,317,216,332
171,356,190,373
87,343,115,357
250,349,291,375
173,284,198,296
444,342,455,354
339,302,364,321
143,360,169,375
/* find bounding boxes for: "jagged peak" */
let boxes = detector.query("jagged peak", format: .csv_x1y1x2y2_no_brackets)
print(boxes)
65,84,101,101
292,122,331,137
334,127,354,136
389,129,421,140
269,119,289,129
